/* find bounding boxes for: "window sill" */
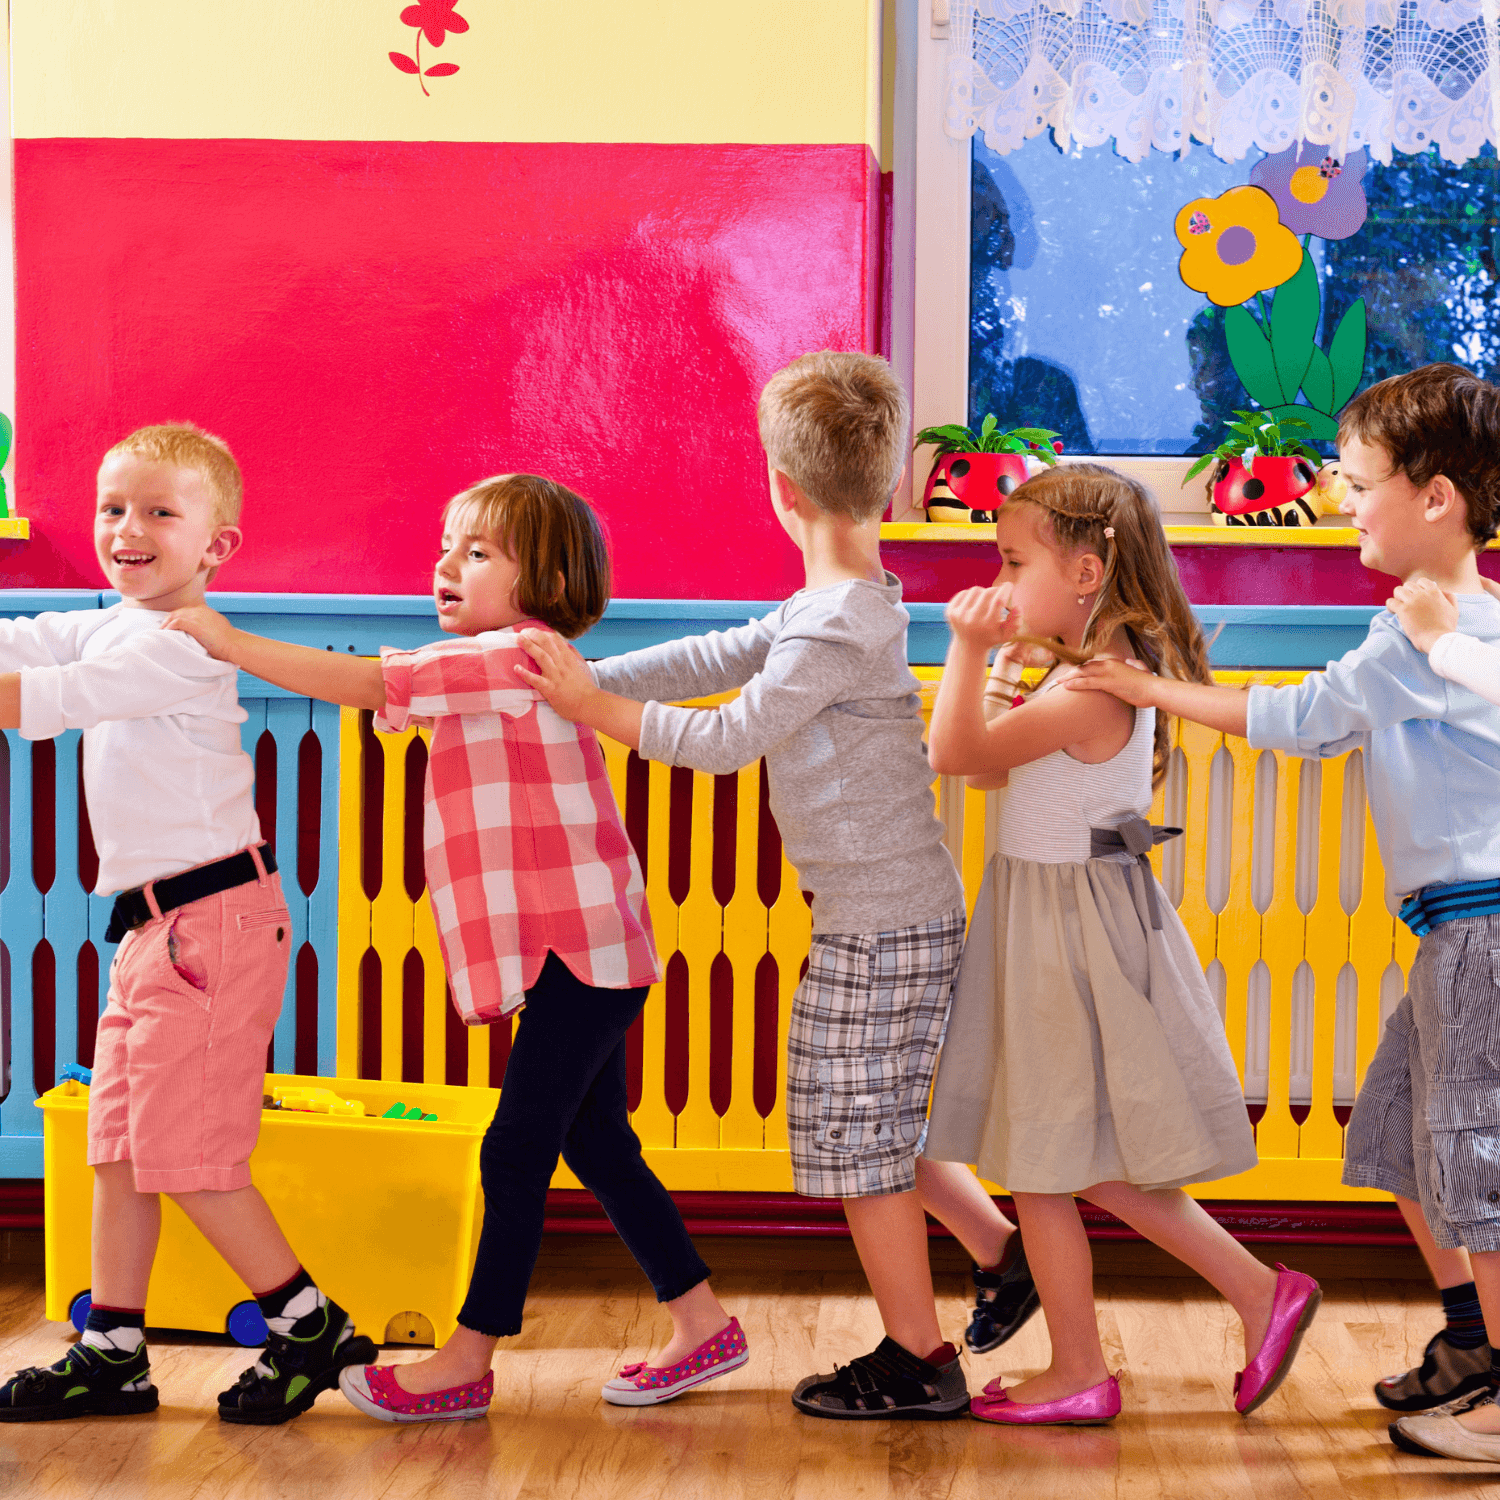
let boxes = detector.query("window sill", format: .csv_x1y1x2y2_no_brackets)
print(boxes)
883,523,1500,550
0,518,29,539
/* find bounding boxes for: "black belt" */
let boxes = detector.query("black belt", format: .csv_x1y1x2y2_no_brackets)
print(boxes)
105,848,277,944
1089,817,1182,930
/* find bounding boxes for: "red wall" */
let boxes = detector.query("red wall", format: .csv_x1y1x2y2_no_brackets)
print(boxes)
11,139,882,598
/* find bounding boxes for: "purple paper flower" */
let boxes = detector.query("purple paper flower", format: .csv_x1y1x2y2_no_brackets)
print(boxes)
1250,143,1368,240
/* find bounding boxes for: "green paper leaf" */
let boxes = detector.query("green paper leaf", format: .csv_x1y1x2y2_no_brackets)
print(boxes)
1269,248,1319,410
1300,347,1335,413
1328,298,1368,411
1224,307,1284,407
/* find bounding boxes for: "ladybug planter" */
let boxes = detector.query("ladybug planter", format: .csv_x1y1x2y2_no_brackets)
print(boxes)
1184,409,1330,527
1210,455,1321,527
923,452,1029,523
912,417,1062,523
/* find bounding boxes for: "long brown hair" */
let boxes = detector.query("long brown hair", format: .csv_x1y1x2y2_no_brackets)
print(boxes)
1007,463,1213,784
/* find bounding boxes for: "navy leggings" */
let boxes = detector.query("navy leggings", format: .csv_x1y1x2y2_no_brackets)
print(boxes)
457,952,711,1337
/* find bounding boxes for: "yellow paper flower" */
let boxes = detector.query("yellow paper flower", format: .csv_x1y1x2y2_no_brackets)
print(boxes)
1174,186,1303,307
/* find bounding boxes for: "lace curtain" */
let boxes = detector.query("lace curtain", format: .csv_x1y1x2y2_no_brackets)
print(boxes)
946,0,1500,164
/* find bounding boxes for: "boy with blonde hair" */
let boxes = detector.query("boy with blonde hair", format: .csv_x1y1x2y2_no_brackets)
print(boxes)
0,425,372,1423
521,351,1036,1417
1073,363,1500,1460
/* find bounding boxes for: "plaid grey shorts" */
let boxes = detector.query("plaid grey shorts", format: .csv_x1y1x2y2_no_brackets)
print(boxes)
1343,912,1500,1252
785,907,966,1199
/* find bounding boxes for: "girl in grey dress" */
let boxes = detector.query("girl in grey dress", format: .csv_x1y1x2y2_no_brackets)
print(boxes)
924,464,1318,1424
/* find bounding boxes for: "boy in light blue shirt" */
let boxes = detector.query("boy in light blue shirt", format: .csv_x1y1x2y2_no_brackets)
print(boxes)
1072,363,1500,1461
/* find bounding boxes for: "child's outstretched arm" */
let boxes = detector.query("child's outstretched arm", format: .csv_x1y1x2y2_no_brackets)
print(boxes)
165,605,386,710
927,585,1135,777
1390,578,1459,653
1392,578,1500,709
516,630,644,749
1066,657,1248,735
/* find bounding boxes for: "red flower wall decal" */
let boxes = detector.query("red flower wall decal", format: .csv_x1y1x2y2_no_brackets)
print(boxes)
390,0,469,96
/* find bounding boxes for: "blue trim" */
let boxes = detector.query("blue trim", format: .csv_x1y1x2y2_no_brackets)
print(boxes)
0,1136,43,1175
0,591,1381,668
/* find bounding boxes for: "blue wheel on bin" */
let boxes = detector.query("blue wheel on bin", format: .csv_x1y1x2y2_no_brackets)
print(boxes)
69,1291,92,1334
226,1300,268,1347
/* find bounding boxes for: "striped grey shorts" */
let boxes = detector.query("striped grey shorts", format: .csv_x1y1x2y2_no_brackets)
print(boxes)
1343,912,1500,1252
785,907,966,1199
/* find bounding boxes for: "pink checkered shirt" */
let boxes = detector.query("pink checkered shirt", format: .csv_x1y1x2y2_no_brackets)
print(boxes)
376,623,660,1025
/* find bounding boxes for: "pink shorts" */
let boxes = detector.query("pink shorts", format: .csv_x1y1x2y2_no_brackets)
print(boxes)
88,858,291,1194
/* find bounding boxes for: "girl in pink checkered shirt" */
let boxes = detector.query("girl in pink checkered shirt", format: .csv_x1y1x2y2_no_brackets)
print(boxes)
167,475,745,1422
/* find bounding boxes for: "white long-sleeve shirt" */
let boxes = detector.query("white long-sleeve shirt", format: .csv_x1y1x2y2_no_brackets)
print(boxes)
1429,631,1500,708
2,603,260,894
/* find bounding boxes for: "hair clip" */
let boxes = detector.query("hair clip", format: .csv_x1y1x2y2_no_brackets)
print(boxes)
1103,526,1115,538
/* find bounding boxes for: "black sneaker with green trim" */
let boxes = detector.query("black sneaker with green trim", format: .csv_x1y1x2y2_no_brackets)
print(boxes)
218,1299,376,1426
0,1341,158,1422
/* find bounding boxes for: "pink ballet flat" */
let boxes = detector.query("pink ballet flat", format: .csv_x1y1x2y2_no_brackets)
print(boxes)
1234,1263,1321,1416
970,1373,1121,1426
600,1317,749,1407
338,1362,493,1423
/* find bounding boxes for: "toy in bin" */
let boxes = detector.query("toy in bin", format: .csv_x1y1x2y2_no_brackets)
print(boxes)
267,1085,366,1117
39,1073,497,1347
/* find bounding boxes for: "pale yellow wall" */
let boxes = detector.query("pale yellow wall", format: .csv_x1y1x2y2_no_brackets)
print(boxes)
14,1,882,149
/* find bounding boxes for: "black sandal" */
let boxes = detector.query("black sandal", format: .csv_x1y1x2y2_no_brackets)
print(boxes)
966,1232,1040,1355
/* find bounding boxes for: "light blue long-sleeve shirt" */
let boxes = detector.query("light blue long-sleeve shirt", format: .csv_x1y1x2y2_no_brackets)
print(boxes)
1246,592,1500,896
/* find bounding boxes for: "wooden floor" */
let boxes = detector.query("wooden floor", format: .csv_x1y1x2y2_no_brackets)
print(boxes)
0,1231,1489,1498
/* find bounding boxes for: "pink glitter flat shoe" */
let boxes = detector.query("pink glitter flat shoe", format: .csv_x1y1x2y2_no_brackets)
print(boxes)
601,1318,749,1406
338,1362,493,1423
1234,1264,1321,1416
970,1373,1122,1426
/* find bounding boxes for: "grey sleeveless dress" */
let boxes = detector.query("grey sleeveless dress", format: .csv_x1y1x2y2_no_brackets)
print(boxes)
923,688,1257,1194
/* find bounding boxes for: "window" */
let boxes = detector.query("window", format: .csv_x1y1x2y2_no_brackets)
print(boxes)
968,136,1500,458
895,0,1500,519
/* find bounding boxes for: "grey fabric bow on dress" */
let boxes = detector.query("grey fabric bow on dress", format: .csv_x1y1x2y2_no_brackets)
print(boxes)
1089,815,1183,930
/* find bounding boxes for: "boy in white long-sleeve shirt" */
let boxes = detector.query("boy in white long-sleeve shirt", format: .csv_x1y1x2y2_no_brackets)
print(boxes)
0,425,372,1424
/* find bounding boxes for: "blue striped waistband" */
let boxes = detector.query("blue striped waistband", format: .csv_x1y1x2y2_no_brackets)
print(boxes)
1398,879,1500,937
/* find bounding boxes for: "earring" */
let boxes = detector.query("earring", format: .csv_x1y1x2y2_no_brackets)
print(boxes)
1077,595,1087,606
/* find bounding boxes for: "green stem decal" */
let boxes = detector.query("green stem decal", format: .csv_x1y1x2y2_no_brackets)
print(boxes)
1218,246,1365,447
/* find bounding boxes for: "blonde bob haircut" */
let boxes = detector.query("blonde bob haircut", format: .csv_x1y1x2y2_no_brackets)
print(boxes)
444,474,611,640
757,350,910,523
102,423,243,529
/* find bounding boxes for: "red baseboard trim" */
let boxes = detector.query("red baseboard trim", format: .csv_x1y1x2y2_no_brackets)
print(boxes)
0,1181,1415,1246
541,1190,1415,1246
0,1182,42,1230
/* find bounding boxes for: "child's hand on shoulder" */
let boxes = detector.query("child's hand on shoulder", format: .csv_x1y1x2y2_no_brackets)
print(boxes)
1389,578,1458,654
1065,655,1160,707
163,604,236,660
946,583,1018,650
516,629,595,721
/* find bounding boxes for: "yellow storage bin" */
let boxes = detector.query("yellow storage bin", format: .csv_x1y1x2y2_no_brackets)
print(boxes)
39,1073,500,1347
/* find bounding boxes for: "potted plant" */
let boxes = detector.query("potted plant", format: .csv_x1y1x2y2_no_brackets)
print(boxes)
1183,409,1332,527
913,415,1062,522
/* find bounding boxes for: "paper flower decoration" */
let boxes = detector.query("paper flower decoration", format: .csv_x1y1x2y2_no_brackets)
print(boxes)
1250,144,1369,240
1248,146,1368,243
1175,187,1303,307
390,0,468,94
